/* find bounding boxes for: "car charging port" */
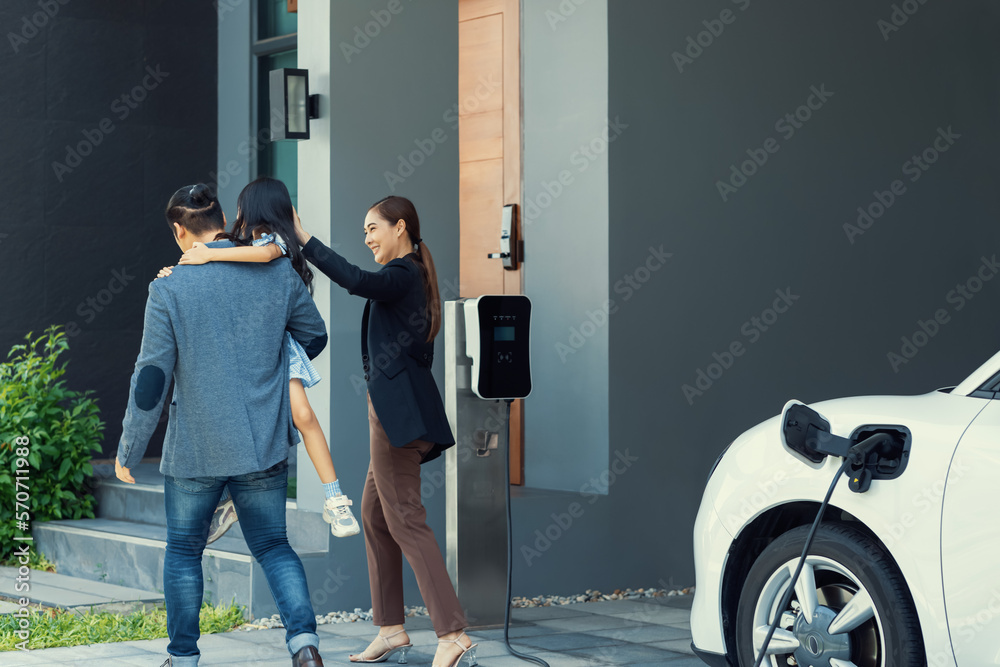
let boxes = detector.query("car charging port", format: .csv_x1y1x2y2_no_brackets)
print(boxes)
848,425,911,483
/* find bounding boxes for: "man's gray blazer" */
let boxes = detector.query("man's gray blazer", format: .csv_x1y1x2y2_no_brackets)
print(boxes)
117,240,328,478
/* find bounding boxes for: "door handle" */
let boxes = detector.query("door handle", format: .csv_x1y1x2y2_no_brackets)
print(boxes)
486,204,521,270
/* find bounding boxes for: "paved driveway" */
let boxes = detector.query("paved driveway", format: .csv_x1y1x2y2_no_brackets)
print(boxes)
4,595,700,666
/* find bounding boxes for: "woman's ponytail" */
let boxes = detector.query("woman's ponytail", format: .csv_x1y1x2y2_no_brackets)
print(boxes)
414,240,441,342
370,196,441,342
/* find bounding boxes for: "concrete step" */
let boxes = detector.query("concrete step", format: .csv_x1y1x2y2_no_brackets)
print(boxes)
31,461,340,618
32,518,330,619
0,565,163,614
91,462,329,553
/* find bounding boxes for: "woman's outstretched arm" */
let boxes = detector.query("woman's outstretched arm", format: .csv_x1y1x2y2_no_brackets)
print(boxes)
300,236,411,302
293,207,411,302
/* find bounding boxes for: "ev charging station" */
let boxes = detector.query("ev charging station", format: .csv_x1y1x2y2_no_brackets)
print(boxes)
444,295,532,627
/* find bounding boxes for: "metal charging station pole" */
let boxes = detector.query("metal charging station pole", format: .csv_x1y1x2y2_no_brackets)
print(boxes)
443,299,509,627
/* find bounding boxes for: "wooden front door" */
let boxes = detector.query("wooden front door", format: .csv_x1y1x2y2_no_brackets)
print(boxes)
458,0,524,484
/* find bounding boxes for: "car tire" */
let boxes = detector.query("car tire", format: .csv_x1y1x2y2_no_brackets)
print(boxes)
735,523,923,667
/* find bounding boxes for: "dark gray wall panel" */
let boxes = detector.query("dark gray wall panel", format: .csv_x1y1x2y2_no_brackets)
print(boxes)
0,4,46,120
1,0,218,460
608,0,1000,587
43,122,146,225
0,226,47,324
45,18,145,123
143,25,217,130
44,226,147,333
57,0,145,23
0,118,45,227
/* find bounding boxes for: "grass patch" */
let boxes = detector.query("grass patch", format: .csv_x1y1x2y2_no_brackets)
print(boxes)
0,602,245,651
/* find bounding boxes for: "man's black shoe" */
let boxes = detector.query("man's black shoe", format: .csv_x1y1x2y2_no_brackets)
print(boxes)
292,645,324,667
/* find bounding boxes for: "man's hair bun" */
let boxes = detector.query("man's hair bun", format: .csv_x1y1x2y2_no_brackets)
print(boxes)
165,183,225,235
188,183,215,207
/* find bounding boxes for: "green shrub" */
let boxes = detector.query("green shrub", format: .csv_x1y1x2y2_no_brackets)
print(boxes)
0,548,56,572
0,326,104,561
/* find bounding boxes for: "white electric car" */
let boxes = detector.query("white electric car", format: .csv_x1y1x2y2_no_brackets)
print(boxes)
691,349,1000,667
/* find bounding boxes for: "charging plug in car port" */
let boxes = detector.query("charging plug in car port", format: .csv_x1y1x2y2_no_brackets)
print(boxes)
830,426,911,493
820,426,910,494
847,425,912,484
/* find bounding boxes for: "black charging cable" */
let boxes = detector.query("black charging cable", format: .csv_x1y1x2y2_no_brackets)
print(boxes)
751,434,888,667
501,398,550,667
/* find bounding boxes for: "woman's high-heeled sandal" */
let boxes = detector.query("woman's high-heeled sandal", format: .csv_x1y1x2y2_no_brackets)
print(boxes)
433,631,478,667
348,629,413,664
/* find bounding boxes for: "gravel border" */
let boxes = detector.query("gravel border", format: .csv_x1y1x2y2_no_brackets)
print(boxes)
238,586,695,630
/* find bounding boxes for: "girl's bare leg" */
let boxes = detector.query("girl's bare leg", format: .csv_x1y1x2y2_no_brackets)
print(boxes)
289,379,336,484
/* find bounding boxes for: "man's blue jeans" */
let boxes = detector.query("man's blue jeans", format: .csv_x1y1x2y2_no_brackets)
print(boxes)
163,459,319,665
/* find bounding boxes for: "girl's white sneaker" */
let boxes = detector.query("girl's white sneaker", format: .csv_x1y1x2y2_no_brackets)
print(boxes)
206,498,238,544
323,494,360,537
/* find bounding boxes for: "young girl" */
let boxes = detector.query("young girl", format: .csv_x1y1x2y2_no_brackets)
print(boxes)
158,177,358,542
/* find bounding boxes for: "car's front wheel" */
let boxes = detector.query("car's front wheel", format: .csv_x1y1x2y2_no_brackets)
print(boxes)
735,523,923,667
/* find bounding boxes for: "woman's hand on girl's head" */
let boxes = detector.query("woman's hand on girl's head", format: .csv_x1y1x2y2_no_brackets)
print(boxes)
156,266,174,280
292,206,312,246
178,242,213,265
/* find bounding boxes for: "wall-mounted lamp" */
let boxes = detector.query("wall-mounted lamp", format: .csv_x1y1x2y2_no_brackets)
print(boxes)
269,68,320,141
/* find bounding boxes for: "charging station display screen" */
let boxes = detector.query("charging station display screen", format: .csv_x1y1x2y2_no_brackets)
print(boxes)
493,326,515,342
471,295,531,400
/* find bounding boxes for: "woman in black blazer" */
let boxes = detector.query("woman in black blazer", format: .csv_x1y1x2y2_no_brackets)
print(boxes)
294,197,476,667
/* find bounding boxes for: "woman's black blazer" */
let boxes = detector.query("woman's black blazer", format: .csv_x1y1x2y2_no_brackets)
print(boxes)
302,237,455,462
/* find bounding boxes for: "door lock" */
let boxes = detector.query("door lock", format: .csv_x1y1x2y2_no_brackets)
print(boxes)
487,204,521,270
